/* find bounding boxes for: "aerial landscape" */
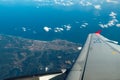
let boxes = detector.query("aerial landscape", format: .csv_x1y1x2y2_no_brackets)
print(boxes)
0,0,120,79
0,34,80,79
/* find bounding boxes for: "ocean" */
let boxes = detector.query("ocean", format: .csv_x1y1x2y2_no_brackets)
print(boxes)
0,4,120,45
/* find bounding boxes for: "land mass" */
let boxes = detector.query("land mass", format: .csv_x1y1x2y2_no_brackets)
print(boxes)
0,34,81,80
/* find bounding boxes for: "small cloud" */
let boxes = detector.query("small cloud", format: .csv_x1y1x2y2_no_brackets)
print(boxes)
99,24,108,28
45,67,48,72
107,19,118,26
22,27,27,32
84,23,88,25
109,12,117,18
43,26,51,32
77,47,82,50
94,5,101,10
54,0,74,6
81,25,86,27
86,2,92,6
54,27,64,32
80,22,88,28
79,1,92,6
106,0,118,4
99,12,119,28
99,19,118,28
116,24,120,27
63,24,71,31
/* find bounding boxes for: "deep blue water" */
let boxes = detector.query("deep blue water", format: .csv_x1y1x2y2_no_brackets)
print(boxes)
0,4,120,45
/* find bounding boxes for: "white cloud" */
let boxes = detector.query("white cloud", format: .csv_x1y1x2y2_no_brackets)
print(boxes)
86,2,92,6
43,24,72,33
0,0,119,6
32,0,76,7
108,19,118,26
63,24,71,31
84,23,88,25
54,0,74,6
79,1,92,6
53,24,72,32
99,24,108,28
22,27,27,32
94,5,101,10
77,47,82,50
99,12,119,28
109,12,117,18
116,24,120,27
80,22,88,28
43,26,51,32
54,27,64,32
45,67,48,72
99,19,118,28
1,0,118,7
34,0,74,6
79,1,102,10
106,0,118,4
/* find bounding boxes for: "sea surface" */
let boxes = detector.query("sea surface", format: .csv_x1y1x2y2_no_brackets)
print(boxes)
0,2,120,45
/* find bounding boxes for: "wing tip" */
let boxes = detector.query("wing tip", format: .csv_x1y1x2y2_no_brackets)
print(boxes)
95,30,102,35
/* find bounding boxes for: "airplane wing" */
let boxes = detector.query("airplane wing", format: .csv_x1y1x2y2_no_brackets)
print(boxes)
6,33,120,80
66,33,120,80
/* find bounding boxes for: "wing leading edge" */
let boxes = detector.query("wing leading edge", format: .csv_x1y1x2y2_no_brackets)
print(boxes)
66,33,120,80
